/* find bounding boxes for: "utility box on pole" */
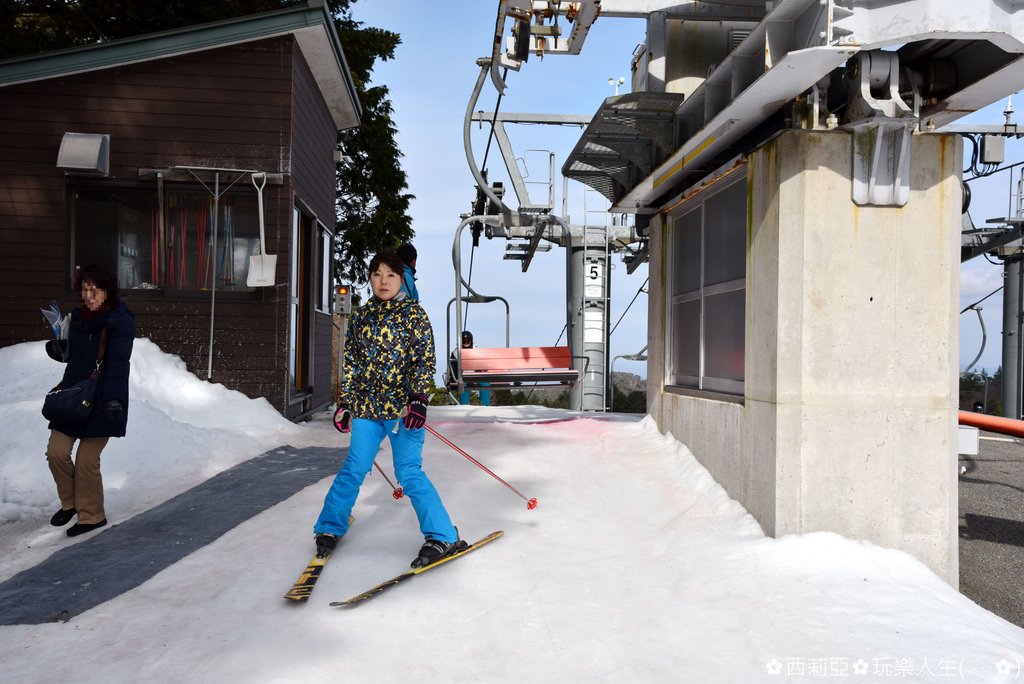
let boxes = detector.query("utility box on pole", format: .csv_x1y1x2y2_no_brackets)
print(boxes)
335,285,353,316
334,285,353,402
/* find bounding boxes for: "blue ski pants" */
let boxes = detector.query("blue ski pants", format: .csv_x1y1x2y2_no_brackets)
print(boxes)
314,418,458,543
459,383,490,406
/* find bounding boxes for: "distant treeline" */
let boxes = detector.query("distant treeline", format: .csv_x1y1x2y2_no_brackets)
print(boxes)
960,368,1001,415
432,372,648,413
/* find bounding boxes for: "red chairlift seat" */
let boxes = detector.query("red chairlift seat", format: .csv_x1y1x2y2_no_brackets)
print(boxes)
463,346,580,386
448,215,585,396
448,346,586,392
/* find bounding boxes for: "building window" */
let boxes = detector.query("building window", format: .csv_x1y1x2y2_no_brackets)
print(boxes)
667,173,746,395
317,223,333,313
69,185,259,293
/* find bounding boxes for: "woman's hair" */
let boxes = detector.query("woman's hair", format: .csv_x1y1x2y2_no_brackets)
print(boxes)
368,251,406,279
79,264,119,309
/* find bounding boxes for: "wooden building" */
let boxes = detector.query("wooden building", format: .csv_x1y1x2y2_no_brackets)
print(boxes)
0,2,360,420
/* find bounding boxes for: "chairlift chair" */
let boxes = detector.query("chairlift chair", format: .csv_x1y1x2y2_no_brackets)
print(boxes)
448,216,588,397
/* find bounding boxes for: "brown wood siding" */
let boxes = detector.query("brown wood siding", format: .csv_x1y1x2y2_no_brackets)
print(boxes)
290,45,338,224
0,36,344,418
127,294,288,398
289,45,341,417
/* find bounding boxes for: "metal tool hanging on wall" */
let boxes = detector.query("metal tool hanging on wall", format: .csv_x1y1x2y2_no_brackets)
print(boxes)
247,172,277,287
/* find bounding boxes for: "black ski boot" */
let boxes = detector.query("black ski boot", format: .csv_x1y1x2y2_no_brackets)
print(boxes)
315,533,339,559
411,533,466,569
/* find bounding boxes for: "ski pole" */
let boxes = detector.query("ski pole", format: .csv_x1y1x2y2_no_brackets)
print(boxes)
424,425,537,510
374,461,403,499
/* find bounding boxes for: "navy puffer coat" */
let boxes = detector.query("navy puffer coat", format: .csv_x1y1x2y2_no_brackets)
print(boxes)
46,302,135,438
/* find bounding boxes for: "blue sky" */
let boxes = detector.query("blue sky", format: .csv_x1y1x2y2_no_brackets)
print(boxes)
348,1,1021,383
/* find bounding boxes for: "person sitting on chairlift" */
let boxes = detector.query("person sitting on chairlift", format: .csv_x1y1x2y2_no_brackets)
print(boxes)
449,331,490,406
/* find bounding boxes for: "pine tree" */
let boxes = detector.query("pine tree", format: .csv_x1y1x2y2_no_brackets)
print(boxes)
332,9,413,285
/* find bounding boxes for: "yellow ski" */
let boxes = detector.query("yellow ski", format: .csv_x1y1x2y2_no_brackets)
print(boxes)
284,516,354,603
330,531,504,606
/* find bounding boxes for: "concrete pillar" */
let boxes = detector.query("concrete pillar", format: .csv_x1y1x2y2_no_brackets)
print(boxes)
645,13,667,93
746,130,962,584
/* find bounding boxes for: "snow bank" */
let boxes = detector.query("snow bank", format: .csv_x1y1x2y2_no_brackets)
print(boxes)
0,339,304,523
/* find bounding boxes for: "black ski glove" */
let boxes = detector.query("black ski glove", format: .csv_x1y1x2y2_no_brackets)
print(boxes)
104,400,124,424
334,403,352,433
45,339,69,362
404,393,428,430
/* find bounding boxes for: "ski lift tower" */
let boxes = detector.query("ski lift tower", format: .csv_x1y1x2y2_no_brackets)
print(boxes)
459,1,650,412
475,0,1024,585
464,109,646,411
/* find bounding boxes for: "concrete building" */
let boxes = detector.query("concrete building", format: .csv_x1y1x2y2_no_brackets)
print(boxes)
646,130,962,583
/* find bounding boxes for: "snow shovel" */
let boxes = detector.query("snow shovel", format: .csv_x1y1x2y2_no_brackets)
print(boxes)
246,172,276,287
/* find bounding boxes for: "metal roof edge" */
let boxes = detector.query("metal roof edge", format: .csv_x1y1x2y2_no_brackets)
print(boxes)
311,0,362,125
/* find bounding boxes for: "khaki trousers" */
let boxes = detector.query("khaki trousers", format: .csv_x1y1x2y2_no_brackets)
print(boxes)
46,430,109,525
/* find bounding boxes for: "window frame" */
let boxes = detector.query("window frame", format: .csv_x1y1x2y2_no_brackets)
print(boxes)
665,168,747,397
65,180,261,300
315,221,333,315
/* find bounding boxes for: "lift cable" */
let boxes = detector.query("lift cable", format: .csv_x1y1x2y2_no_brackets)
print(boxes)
963,154,1024,183
961,285,1004,315
554,323,567,347
610,277,650,337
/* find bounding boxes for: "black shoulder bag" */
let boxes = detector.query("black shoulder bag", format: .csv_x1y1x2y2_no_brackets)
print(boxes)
42,327,107,425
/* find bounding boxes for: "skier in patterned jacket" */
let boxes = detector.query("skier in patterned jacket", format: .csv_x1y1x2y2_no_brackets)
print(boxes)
313,250,461,568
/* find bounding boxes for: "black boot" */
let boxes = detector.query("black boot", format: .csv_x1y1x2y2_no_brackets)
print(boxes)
411,535,465,569
315,533,339,559
67,518,107,537
50,507,76,527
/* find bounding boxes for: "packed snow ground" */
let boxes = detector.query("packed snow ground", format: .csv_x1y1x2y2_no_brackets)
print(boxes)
1,339,1022,683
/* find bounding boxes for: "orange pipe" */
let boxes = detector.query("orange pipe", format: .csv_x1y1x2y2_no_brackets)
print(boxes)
958,410,1024,438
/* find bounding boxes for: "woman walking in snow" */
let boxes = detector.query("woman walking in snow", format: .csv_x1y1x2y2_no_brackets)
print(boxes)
314,250,461,567
44,264,135,537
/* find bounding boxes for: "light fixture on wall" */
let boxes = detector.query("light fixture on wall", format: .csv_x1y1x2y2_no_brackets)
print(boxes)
57,133,110,176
